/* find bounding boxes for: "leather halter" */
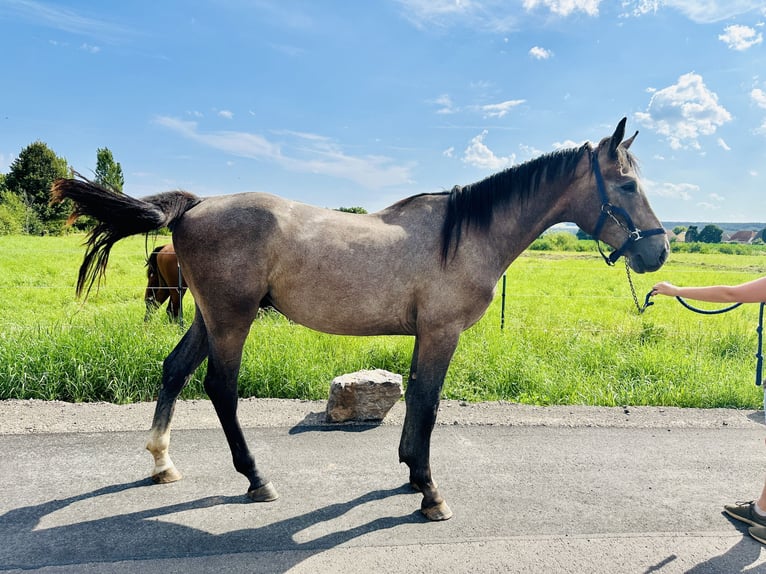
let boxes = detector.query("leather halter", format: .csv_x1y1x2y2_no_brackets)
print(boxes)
590,152,665,266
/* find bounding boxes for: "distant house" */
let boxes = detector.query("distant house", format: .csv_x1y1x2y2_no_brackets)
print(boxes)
728,230,758,244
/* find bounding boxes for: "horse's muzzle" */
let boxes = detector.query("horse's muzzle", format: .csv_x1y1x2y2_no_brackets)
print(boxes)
627,239,669,273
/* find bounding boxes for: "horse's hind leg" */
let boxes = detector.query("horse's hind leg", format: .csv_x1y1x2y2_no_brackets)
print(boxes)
146,308,209,483
398,329,459,521
204,316,278,502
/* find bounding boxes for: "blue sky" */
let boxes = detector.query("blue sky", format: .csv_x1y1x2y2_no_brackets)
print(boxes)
1,0,765,222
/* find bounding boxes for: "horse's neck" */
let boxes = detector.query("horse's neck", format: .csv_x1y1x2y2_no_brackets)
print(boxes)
488,183,568,269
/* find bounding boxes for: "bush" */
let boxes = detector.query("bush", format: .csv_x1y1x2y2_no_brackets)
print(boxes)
0,192,42,235
529,232,581,251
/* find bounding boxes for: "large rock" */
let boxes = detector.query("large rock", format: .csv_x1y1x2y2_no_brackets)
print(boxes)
326,369,403,423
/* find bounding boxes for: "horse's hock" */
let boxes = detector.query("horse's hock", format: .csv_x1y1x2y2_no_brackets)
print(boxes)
326,369,403,423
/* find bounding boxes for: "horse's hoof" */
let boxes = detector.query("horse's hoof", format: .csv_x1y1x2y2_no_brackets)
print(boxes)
247,482,279,502
421,500,453,521
151,466,182,484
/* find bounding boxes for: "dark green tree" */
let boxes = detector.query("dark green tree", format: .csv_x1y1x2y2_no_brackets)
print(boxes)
685,225,699,243
697,224,723,244
336,206,368,214
4,141,70,233
576,228,593,240
94,147,124,192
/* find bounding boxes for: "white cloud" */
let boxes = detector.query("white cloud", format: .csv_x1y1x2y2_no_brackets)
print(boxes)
523,0,601,16
621,1,764,23
644,179,699,200
0,0,133,40
462,130,515,170
432,94,458,114
443,146,455,158
480,99,525,118
719,24,763,50
218,110,234,119
708,192,725,201
717,138,731,151
529,46,553,59
396,0,518,32
519,143,544,158
697,202,720,211
752,88,766,109
80,43,100,54
552,139,582,150
634,72,732,149
154,116,413,189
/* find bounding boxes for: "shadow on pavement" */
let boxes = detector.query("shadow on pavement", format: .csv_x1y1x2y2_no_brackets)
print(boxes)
0,479,423,571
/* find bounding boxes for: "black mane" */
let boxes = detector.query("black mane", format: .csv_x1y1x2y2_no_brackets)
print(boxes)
441,143,591,263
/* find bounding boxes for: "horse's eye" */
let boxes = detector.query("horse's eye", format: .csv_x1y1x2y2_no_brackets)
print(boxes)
620,181,638,194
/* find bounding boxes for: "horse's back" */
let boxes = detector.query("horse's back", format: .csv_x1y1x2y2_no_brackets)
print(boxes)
170,192,455,335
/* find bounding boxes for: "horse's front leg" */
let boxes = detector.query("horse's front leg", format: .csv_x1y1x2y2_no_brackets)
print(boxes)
146,310,208,482
398,330,460,521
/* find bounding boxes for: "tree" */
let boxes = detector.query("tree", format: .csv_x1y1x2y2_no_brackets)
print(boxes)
0,191,37,235
697,224,723,244
336,206,367,214
576,228,593,240
94,147,124,192
4,141,70,233
672,226,687,235
685,225,698,243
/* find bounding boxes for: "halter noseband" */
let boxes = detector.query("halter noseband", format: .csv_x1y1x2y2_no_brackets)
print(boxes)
590,152,665,266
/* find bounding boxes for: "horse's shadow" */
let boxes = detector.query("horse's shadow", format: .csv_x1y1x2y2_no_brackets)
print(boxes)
0,478,423,571
287,411,385,435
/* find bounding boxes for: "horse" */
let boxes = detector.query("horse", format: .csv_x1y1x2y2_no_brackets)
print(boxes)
145,244,186,322
51,118,669,521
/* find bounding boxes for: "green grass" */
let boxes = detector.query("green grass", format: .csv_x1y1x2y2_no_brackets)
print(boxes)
1,234,766,408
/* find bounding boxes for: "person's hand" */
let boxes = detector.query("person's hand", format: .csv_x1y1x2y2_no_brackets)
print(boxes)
651,281,678,297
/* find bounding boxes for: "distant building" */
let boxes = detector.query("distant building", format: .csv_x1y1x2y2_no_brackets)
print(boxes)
727,230,758,244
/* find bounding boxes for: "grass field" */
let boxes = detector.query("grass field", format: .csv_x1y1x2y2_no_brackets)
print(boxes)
2,234,766,408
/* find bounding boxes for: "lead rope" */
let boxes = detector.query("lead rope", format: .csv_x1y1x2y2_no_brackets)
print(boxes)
625,259,651,314
626,263,766,418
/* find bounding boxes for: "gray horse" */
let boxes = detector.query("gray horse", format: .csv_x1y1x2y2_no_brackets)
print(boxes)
52,118,668,521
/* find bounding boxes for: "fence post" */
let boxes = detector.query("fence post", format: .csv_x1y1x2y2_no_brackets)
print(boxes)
500,274,506,330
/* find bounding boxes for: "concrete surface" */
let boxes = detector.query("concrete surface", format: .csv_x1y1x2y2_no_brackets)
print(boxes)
1,399,766,573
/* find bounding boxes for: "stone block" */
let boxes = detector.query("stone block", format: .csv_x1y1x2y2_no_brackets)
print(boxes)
326,369,403,423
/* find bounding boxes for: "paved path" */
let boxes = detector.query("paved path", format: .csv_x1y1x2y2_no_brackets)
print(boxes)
2,399,766,573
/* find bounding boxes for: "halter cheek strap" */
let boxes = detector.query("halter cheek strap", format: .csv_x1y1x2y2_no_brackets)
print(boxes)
591,153,665,266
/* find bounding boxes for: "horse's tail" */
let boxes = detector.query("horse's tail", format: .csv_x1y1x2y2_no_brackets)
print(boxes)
50,174,201,298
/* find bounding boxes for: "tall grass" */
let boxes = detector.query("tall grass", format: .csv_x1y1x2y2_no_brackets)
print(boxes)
1,234,765,408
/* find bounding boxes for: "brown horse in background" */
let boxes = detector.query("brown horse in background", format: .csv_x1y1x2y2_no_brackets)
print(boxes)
52,118,668,521
145,243,186,322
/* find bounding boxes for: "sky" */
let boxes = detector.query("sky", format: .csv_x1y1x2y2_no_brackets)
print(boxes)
1,0,765,223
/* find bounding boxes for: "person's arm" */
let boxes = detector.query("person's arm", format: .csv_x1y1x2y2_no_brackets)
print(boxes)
651,276,766,304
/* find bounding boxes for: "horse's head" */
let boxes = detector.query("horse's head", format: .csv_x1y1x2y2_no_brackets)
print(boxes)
576,118,669,274
144,249,166,319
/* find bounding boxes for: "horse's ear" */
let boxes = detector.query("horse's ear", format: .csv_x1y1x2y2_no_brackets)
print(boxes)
621,130,639,151
608,117,627,158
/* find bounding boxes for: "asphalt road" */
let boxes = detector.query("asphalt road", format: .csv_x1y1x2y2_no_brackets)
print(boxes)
2,399,766,573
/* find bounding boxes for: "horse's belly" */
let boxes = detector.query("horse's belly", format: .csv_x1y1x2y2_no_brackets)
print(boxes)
270,288,415,337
